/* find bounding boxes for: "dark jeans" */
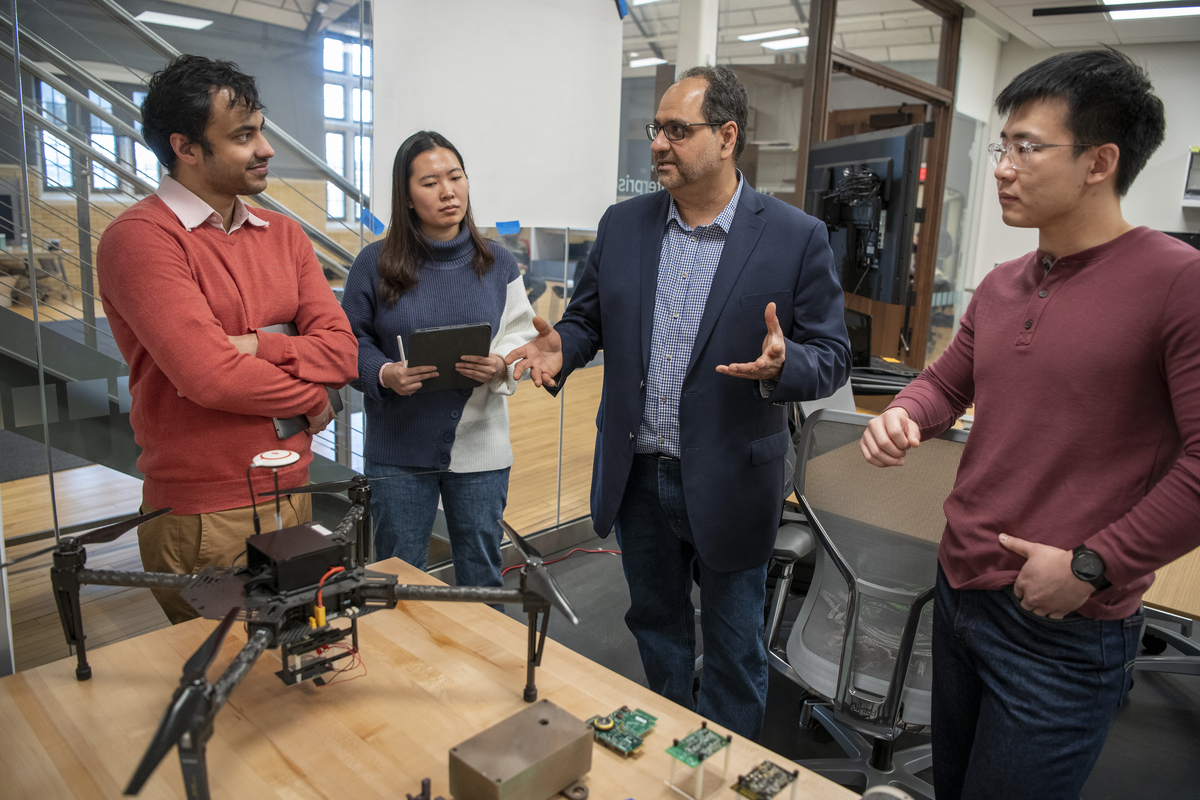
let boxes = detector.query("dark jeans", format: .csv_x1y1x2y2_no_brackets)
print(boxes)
365,459,508,591
614,453,770,740
932,564,1142,799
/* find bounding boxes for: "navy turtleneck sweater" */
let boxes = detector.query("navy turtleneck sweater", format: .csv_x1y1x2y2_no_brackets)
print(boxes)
342,228,522,470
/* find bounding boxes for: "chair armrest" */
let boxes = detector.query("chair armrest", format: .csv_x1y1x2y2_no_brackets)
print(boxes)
774,522,815,562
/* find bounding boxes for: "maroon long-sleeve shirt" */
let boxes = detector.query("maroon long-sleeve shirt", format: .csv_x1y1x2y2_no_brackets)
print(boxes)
889,227,1200,619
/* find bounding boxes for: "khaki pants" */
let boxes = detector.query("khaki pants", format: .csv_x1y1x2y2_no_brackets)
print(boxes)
138,494,312,624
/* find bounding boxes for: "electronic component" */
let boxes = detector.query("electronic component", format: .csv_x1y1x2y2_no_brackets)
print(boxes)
666,722,731,768
449,699,592,800
732,761,798,800
586,706,657,757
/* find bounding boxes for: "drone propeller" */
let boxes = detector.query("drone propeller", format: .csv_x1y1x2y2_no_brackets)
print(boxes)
0,507,172,569
257,468,449,498
125,607,239,795
499,520,580,626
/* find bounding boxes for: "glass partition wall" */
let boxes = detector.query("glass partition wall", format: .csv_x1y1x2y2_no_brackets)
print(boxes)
0,0,609,675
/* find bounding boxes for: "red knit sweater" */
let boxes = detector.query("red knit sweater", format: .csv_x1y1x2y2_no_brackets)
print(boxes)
890,227,1200,619
97,195,357,514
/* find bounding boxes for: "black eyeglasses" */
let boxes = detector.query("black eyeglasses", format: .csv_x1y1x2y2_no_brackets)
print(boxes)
646,121,722,142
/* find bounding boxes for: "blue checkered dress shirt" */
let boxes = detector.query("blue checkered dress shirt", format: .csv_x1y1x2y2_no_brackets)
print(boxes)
635,177,745,457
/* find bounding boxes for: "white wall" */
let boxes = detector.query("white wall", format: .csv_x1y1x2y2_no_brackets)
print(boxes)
373,1,623,230
970,39,1200,287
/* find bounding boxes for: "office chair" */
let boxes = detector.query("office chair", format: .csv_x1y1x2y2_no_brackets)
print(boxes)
766,408,968,800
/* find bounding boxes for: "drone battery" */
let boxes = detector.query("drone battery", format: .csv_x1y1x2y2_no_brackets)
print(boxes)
245,523,347,593
448,699,592,800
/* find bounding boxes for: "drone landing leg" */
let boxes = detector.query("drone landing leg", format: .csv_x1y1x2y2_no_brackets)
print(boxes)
177,729,212,800
523,607,552,703
50,541,91,681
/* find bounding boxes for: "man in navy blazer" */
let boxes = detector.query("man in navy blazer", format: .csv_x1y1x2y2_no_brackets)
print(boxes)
508,66,849,738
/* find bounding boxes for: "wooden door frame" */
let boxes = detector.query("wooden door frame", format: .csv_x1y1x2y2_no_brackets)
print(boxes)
797,0,963,368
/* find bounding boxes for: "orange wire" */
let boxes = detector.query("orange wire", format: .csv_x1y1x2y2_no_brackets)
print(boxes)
316,566,346,608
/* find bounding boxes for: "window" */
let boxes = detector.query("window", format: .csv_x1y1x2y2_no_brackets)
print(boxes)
349,43,372,77
88,91,118,190
323,37,344,72
131,91,161,185
324,83,345,119
39,82,72,189
352,88,372,124
326,132,345,219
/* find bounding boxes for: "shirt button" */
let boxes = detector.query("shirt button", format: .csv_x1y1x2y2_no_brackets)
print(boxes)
1038,290,1048,298
439,453,450,464
659,437,665,443
461,389,472,397
640,380,645,389
443,432,454,443
1024,320,1033,329
629,432,635,442
666,355,672,361
672,313,679,319
450,410,460,419
682,272,688,278
661,396,666,402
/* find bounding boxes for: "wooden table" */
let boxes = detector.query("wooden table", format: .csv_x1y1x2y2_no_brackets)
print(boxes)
0,559,856,800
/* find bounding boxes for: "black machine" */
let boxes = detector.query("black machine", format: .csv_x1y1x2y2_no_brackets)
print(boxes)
2,471,580,800
805,124,924,306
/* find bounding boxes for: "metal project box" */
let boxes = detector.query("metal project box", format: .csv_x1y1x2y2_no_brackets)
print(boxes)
448,699,592,800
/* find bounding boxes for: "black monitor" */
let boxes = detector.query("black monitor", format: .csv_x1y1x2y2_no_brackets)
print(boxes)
804,124,923,305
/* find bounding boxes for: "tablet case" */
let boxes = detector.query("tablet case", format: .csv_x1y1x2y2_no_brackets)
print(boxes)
406,322,493,394
259,322,345,440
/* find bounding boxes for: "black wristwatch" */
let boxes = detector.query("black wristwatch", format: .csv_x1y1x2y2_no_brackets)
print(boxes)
1071,545,1112,591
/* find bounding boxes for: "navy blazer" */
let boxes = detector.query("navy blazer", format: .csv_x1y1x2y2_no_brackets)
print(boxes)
553,184,851,572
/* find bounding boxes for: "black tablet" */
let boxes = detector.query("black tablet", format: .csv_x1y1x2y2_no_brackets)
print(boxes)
405,322,493,394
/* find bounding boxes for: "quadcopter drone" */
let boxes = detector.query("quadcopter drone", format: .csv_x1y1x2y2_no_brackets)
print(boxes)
1,458,580,800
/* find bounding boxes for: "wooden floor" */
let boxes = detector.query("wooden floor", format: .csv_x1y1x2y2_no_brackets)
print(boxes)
1,365,605,672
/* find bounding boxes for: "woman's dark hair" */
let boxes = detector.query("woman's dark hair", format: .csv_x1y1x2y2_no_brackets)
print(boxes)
141,54,264,173
678,65,748,162
377,131,494,304
995,48,1165,197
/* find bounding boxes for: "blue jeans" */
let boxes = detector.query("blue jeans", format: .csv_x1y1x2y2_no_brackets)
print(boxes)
614,453,771,740
932,564,1142,799
365,459,508,591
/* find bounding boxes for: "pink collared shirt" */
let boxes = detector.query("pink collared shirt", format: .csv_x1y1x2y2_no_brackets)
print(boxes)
155,174,270,234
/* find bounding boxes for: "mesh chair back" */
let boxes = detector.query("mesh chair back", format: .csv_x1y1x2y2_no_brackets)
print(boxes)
785,409,966,729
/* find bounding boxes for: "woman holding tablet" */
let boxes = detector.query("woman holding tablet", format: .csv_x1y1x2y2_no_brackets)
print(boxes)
341,131,537,591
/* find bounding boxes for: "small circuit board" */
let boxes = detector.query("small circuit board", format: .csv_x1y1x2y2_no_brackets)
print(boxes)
732,761,798,799
665,722,731,768
586,706,658,757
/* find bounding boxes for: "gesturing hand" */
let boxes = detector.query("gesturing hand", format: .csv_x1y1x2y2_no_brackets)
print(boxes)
456,353,507,384
715,302,786,381
861,407,922,467
381,360,438,396
1000,533,1094,619
505,316,563,388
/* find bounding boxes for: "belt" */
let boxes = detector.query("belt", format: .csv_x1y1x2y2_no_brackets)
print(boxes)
638,452,679,461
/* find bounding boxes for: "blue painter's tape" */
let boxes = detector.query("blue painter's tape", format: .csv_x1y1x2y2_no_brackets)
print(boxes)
360,208,386,235
495,220,521,235
614,0,629,18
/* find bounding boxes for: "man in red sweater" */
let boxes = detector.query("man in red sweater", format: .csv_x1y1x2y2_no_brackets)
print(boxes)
861,50,1200,797
97,56,357,623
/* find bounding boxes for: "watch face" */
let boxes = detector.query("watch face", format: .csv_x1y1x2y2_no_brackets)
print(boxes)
1073,550,1104,581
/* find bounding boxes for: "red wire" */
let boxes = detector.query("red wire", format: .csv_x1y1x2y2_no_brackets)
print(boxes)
316,566,345,608
500,547,621,577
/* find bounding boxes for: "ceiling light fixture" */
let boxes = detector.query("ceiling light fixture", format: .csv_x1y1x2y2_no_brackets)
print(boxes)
1031,0,1200,17
1106,0,1200,19
762,36,810,50
134,10,214,30
629,56,668,68
738,27,802,41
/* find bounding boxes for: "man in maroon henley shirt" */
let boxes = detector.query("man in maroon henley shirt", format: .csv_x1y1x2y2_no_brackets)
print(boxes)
861,50,1200,798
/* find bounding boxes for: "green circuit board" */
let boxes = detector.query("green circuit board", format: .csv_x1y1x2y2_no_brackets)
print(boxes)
586,706,658,757
665,724,730,768
732,761,797,799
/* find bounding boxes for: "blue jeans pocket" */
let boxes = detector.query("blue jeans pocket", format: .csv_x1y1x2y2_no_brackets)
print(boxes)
1002,584,1091,626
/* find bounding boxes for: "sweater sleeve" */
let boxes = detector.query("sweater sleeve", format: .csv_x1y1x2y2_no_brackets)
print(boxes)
340,245,394,404
1086,261,1200,588
251,226,357,387
488,272,539,396
97,218,328,418
887,283,980,440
